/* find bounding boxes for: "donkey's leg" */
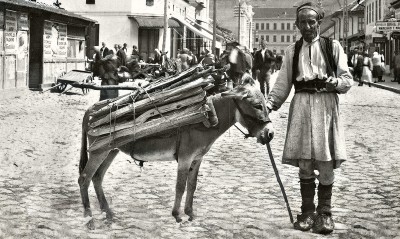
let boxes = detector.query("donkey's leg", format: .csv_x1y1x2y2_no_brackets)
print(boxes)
172,158,193,223
92,149,119,222
78,150,110,230
184,158,203,221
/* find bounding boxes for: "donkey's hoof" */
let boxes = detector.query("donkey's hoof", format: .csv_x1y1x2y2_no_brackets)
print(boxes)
86,219,95,230
105,210,114,221
185,209,195,221
188,215,195,221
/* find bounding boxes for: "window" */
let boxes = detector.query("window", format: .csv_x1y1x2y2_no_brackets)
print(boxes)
273,35,276,42
287,35,290,42
255,37,259,42
273,49,276,54
256,23,259,30
281,35,284,42
86,0,95,4
266,35,269,42
293,35,296,42
293,23,296,30
146,0,154,6
281,23,284,30
375,0,378,21
287,23,290,30
358,17,364,32
378,0,381,20
372,2,374,22
266,23,269,30
261,35,264,41
281,50,284,55
261,23,264,30
274,23,277,30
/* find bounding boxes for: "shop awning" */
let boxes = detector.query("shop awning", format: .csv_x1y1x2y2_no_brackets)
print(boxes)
172,15,214,41
129,15,180,28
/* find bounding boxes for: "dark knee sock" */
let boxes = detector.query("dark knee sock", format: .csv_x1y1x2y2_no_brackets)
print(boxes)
317,183,333,216
300,178,316,214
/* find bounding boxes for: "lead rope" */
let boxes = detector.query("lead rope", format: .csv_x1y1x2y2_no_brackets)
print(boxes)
130,93,143,171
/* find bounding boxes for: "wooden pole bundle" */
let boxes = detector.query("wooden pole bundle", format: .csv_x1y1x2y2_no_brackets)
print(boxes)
88,104,209,152
86,65,218,153
89,77,213,127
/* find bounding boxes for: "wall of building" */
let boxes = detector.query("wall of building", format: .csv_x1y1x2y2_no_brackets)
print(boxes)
254,18,297,55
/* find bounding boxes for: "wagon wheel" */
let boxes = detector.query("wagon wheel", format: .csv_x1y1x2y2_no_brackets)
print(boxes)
56,82,68,93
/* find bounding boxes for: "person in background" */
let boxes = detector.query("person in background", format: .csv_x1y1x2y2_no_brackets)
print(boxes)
179,48,190,70
267,2,353,234
153,48,162,64
353,48,364,85
116,44,127,66
189,51,198,66
391,50,400,83
372,51,383,82
100,42,109,58
360,50,373,87
252,39,276,96
122,43,128,53
131,45,140,61
198,50,206,63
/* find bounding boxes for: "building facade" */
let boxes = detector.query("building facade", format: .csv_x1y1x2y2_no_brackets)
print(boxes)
326,0,365,51
62,0,222,61
208,0,254,50
253,8,297,55
0,0,95,91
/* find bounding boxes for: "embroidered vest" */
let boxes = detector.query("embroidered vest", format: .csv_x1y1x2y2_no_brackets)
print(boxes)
292,37,337,83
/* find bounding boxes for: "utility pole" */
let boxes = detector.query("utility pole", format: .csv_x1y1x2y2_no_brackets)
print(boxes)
343,0,349,54
162,0,168,53
212,0,216,54
238,0,241,44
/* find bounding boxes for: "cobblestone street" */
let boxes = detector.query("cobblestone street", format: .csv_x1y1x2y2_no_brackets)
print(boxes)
0,82,400,239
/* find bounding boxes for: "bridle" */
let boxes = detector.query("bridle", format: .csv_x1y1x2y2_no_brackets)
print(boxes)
232,98,269,137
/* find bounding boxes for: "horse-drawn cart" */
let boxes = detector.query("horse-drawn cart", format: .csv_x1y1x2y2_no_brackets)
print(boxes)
52,70,94,94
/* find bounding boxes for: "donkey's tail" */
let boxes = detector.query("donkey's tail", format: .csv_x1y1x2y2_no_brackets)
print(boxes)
79,110,90,174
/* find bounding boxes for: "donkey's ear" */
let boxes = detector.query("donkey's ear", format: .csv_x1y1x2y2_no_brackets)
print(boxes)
221,86,248,100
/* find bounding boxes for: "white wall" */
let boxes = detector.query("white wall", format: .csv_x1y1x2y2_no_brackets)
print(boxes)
62,0,132,13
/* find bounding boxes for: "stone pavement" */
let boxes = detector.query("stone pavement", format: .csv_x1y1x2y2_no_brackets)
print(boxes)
0,84,399,238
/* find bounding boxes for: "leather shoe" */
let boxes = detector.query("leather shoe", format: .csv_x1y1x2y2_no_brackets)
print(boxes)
312,213,335,234
294,213,316,231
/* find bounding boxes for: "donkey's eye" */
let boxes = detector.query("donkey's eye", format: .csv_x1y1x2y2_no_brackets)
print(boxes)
254,103,263,110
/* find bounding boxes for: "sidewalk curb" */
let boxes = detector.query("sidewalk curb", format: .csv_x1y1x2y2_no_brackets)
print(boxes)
357,80,400,94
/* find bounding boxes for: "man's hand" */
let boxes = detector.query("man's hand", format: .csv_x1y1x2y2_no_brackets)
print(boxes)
258,122,274,145
326,76,338,91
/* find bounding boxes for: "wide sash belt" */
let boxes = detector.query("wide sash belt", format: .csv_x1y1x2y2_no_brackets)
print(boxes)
293,78,336,93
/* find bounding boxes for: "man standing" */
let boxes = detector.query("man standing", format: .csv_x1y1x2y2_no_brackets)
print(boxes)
116,44,127,66
391,50,400,83
100,42,109,58
267,2,353,234
252,39,276,96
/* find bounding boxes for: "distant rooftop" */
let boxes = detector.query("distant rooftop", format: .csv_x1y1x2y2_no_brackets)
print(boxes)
253,8,297,19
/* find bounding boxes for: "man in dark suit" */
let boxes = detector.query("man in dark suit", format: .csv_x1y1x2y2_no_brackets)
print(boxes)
100,42,109,58
252,39,276,96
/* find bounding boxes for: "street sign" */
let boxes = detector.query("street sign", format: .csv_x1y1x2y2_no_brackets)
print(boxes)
376,21,400,32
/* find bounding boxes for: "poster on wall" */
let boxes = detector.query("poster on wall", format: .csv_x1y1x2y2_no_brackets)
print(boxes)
5,10,18,32
43,21,52,58
43,20,68,58
5,31,17,54
17,31,28,72
18,12,29,31
58,24,67,57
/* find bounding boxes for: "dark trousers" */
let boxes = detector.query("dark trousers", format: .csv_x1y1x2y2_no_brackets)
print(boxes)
258,69,271,96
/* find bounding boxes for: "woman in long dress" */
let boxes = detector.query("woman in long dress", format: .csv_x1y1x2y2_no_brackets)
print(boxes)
361,51,373,87
371,51,383,83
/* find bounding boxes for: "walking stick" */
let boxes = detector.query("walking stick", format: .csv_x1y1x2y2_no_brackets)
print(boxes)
233,124,294,223
266,142,294,224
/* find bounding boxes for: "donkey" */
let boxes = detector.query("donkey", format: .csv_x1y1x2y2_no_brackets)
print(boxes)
78,77,274,229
